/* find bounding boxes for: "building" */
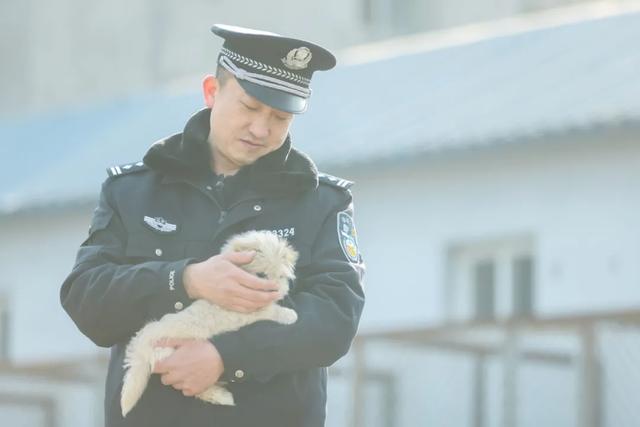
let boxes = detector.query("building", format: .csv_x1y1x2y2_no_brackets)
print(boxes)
2,6,640,426
2,0,636,115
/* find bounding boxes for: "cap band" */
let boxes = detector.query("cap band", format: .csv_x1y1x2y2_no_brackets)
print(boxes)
221,47,311,85
219,51,312,99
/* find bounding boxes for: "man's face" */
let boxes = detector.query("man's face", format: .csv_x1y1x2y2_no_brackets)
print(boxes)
204,74,294,174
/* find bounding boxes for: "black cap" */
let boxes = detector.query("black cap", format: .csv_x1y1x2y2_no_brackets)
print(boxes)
211,24,336,114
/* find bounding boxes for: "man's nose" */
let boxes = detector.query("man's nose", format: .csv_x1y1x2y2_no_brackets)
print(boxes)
248,115,270,140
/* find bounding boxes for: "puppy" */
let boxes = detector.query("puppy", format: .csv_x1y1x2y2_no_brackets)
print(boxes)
120,230,299,417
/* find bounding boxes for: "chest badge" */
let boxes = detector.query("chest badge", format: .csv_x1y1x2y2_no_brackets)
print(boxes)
143,216,178,234
337,211,360,264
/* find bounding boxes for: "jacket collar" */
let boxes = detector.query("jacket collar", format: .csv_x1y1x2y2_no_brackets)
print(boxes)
143,108,319,195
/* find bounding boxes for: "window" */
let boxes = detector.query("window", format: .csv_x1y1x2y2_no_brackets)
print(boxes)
447,236,535,322
512,255,534,317
474,259,496,321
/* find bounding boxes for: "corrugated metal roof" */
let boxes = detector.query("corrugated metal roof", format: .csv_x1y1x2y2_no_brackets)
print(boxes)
299,10,640,166
0,94,203,213
2,11,640,213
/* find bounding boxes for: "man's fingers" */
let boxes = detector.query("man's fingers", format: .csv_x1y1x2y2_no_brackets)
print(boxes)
160,371,183,386
224,250,256,265
160,373,172,385
226,289,283,312
236,269,279,292
220,251,279,291
153,360,167,374
228,295,281,313
232,282,281,304
153,354,175,374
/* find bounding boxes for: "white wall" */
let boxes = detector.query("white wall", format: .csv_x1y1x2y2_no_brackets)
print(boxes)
345,135,640,332
0,207,104,363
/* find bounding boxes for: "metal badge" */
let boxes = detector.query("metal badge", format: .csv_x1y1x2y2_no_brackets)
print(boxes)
281,47,312,70
143,216,177,234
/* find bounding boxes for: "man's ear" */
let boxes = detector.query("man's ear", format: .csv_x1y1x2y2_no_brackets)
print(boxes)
202,75,219,108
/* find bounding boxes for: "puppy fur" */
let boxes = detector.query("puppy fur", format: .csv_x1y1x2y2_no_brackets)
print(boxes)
120,230,299,417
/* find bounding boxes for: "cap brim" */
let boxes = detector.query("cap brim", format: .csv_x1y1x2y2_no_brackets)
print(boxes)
236,79,308,114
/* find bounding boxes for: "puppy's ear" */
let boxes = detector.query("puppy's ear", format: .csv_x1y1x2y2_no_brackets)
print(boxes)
284,267,296,280
285,247,299,268
224,230,261,254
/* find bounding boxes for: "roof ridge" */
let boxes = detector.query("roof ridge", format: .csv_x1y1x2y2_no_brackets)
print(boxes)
337,2,640,66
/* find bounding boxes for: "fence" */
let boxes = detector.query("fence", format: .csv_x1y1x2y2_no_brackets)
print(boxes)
338,309,640,427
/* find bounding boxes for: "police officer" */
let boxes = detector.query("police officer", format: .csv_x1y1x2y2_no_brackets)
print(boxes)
60,24,365,427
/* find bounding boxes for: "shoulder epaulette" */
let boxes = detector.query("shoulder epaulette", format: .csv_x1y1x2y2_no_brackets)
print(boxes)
318,172,353,190
106,161,148,178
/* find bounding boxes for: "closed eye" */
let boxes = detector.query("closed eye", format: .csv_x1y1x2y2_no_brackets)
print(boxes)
273,111,293,122
241,101,258,111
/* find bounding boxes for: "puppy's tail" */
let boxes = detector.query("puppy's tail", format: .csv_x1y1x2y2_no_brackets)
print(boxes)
120,337,156,417
120,365,151,417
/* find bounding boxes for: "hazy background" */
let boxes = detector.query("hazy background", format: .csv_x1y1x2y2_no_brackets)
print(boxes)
2,1,640,426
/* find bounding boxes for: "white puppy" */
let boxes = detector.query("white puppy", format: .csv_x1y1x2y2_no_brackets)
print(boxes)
120,230,299,417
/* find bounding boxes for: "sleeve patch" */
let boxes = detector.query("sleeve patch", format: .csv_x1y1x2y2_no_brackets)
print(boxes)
337,210,360,264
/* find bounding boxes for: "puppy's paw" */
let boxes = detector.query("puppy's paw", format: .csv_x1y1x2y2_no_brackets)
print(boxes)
197,385,235,406
276,307,298,325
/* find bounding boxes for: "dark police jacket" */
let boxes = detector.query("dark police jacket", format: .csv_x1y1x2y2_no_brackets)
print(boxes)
60,108,365,427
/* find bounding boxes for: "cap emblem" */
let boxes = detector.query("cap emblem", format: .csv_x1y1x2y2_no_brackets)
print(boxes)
282,47,312,70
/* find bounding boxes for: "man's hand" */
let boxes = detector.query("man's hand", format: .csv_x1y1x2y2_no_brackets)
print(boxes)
152,338,224,397
183,251,281,313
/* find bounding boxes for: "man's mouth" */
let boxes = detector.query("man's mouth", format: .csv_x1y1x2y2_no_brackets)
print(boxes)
240,138,262,148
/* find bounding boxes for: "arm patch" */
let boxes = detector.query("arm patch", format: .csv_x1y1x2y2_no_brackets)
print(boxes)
337,210,360,264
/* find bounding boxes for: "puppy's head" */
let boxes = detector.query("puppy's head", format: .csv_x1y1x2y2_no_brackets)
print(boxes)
221,230,299,296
